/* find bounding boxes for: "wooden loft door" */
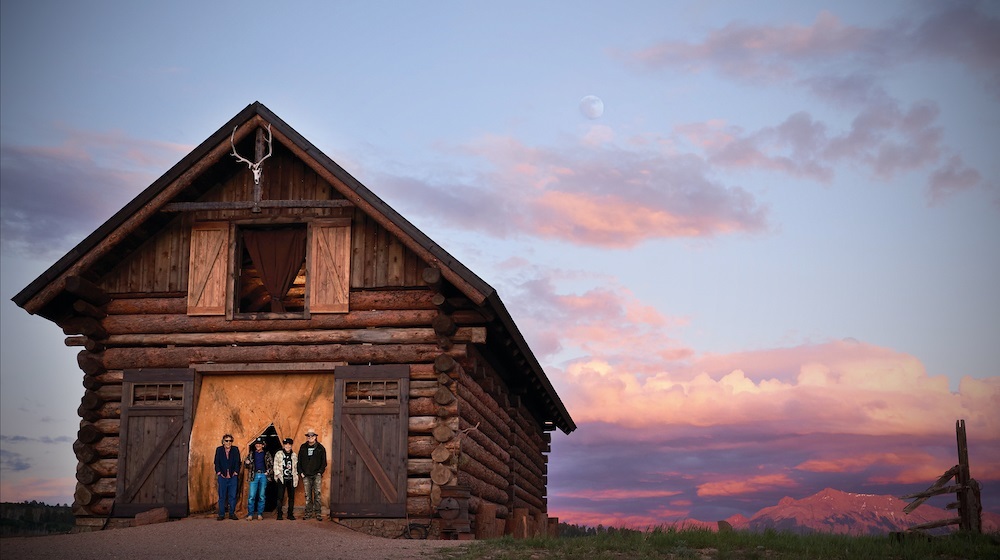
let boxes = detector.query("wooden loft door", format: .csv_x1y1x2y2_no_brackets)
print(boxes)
114,369,194,517
330,365,409,517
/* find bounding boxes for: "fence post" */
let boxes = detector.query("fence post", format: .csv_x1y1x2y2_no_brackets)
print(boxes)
955,420,982,533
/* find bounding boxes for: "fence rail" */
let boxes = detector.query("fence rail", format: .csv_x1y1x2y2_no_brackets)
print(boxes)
900,419,982,533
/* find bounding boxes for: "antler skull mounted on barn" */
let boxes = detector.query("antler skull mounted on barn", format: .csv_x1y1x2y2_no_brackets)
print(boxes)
230,123,272,185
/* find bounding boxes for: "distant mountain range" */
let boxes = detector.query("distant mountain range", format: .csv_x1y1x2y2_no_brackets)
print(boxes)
695,488,999,535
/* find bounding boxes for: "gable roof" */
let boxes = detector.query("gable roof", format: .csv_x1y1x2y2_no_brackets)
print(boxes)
12,101,575,434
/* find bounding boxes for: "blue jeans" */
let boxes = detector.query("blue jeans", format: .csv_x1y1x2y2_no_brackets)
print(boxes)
217,475,238,517
248,472,268,515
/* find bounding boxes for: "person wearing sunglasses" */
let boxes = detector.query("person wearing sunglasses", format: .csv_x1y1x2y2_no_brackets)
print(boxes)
297,429,327,520
214,434,242,520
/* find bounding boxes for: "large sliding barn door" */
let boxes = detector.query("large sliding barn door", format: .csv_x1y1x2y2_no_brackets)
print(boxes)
114,369,194,517
330,365,409,517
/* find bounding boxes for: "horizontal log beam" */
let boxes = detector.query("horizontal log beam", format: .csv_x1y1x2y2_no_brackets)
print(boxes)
457,470,508,505
409,416,459,434
64,276,111,307
408,436,460,458
105,290,441,316
79,401,121,422
162,199,355,211
99,327,486,347
408,459,433,476
59,317,108,340
100,344,466,370
409,397,457,417
103,310,435,334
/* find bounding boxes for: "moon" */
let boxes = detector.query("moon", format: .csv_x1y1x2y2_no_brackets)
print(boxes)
579,95,604,119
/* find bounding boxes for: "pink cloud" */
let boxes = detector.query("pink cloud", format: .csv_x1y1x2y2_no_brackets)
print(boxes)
547,507,697,529
928,155,983,205
697,474,799,497
560,488,683,501
630,4,1000,96
631,11,871,82
535,271,1000,525
0,476,75,505
674,99,958,195
374,133,769,247
556,339,1000,438
500,271,694,368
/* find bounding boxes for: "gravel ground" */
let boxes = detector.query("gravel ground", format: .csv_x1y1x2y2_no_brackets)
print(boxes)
0,516,470,560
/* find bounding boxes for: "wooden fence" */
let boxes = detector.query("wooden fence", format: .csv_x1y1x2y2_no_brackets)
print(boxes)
901,419,982,533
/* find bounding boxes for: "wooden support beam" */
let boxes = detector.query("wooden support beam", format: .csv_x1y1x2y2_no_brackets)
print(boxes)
161,199,354,212
64,276,111,307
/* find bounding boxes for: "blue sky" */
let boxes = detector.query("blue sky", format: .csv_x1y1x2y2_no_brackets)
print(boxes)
2,1,998,525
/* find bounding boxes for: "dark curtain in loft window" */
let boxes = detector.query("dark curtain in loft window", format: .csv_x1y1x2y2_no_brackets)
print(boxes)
242,228,307,312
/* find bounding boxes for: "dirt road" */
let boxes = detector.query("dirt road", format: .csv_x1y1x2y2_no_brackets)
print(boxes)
0,517,470,560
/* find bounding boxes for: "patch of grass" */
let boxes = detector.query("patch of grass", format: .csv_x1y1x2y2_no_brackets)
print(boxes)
443,527,1000,560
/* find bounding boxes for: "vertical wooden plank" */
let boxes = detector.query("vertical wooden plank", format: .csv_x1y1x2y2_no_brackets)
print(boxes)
152,226,169,292
375,222,389,287
387,235,404,286
350,214,365,289
365,214,376,288
173,217,189,293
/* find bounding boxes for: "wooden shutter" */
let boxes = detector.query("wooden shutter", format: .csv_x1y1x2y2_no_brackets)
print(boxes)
114,369,195,517
187,222,229,315
309,220,351,313
331,365,409,517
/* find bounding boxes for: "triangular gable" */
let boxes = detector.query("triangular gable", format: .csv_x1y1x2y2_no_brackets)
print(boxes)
13,102,491,316
12,101,575,434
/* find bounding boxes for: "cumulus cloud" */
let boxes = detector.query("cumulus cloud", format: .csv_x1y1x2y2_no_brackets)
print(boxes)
374,134,769,247
629,4,995,203
0,129,189,258
527,267,1000,525
630,4,1000,95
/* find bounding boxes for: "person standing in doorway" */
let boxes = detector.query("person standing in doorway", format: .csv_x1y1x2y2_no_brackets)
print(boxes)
244,437,273,520
214,434,241,520
297,428,327,520
272,437,298,520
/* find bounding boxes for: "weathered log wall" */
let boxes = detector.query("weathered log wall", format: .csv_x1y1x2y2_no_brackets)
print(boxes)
65,263,554,538
444,330,553,536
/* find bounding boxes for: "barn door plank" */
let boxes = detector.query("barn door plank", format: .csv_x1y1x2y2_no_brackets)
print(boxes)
341,414,398,503
123,417,184,502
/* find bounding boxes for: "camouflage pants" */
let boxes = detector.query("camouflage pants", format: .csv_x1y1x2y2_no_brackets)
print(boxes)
302,474,323,518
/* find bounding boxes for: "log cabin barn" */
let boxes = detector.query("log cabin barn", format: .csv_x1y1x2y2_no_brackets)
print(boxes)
12,102,575,538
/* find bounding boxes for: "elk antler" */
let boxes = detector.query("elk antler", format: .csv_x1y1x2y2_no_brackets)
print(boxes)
230,123,272,185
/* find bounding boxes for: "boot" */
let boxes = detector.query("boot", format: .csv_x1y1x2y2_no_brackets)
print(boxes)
277,511,283,521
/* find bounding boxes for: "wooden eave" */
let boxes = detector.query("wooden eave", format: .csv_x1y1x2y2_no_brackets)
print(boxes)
11,101,575,434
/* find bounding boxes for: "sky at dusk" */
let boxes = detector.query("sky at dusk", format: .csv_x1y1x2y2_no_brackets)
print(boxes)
1,1,998,526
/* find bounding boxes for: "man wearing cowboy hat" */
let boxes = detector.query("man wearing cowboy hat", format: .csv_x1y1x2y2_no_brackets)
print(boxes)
297,428,327,520
244,437,273,520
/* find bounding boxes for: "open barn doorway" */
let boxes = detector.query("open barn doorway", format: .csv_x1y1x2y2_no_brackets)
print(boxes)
187,371,336,516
